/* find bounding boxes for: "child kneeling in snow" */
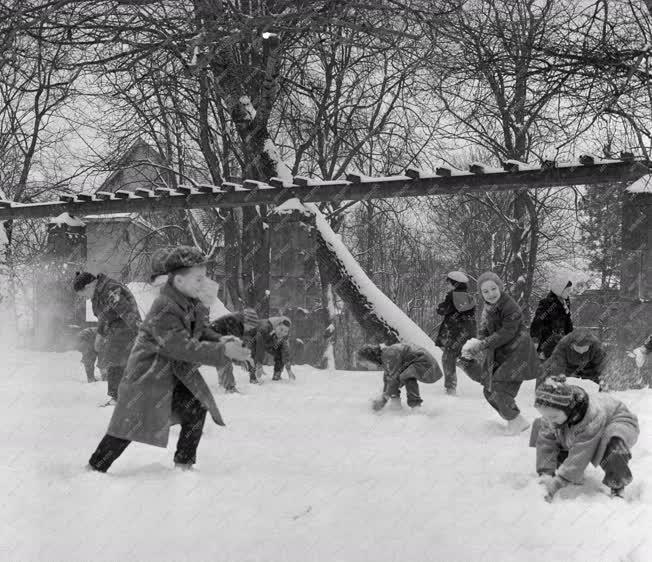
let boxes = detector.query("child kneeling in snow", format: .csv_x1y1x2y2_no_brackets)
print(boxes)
533,375,639,500
357,343,442,411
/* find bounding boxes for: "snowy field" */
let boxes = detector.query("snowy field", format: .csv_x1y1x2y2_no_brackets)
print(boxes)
1,348,651,562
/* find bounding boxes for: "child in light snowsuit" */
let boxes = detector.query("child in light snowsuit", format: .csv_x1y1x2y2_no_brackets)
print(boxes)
87,246,252,473
357,343,442,410
530,276,574,359
435,271,476,395
459,272,540,434
533,375,639,500
73,271,141,406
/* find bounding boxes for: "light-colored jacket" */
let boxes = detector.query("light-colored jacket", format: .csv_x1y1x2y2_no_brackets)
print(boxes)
536,394,639,484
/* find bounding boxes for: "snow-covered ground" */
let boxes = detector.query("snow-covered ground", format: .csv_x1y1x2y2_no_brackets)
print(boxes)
1,348,651,562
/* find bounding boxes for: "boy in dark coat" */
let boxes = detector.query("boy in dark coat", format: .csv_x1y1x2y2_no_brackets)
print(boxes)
541,329,607,390
87,246,252,473
435,271,477,395
357,342,442,410
530,276,574,359
460,271,541,435
533,375,639,500
73,271,141,406
251,317,295,383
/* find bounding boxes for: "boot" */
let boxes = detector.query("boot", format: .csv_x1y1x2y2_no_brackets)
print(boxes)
174,462,194,472
445,387,457,396
272,371,281,381
506,414,530,435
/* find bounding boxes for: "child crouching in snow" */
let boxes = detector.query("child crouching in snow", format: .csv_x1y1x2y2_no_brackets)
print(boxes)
357,343,442,411
87,246,252,473
533,375,639,500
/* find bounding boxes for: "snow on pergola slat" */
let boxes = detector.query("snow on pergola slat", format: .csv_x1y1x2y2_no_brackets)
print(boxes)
0,157,649,221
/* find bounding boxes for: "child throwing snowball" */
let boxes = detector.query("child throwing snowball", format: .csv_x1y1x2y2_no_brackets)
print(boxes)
87,246,252,473
357,343,442,410
533,375,639,500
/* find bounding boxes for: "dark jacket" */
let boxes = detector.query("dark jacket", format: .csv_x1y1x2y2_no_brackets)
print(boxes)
530,291,573,358
435,289,477,349
253,319,291,374
106,281,228,448
543,331,606,383
381,343,442,384
91,274,141,367
479,293,541,383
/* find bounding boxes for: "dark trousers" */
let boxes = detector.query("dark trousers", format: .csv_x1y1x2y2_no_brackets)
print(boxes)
442,347,461,390
107,366,125,400
483,381,522,421
384,375,422,407
88,382,207,472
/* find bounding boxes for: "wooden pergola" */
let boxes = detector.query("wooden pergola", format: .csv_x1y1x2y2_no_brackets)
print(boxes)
0,156,649,221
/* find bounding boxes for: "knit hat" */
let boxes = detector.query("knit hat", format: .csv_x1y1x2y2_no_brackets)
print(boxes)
476,271,504,293
534,375,574,411
73,271,97,292
550,276,572,297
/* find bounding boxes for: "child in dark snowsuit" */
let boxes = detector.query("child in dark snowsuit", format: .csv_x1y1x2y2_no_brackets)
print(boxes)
533,375,639,500
251,317,295,383
357,343,442,410
540,328,607,390
530,276,574,359
87,246,252,473
73,271,141,406
460,271,540,435
206,309,259,392
435,271,476,395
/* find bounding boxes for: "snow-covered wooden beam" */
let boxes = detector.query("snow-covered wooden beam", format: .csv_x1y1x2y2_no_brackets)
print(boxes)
0,159,648,221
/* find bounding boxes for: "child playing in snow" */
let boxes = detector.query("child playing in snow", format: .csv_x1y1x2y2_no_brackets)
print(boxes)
533,375,639,500
459,271,540,435
357,342,442,410
87,246,252,473
435,271,476,396
250,316,295,383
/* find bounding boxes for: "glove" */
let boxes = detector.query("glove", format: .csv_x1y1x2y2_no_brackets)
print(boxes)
371,395,388,411
223,337,252,363
539,474,565,502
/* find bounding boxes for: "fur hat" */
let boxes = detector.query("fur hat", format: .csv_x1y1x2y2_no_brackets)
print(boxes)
569,328,596,347
73,271,97,292
476,271,504,293
447,271,469,284
150,246,210,281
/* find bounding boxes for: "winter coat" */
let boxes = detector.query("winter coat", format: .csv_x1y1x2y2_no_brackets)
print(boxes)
478,293,541,383
435,290,477,350
91,274,141,367
106,281,228,448
381,343,442,385
536,394,639,484
543,331,606,383
530,291,573,358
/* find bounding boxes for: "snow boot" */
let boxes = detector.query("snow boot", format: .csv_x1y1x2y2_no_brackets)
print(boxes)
99,398,117,408
174,462,194,472
506,414,530,435
445,387,457,396
224,386,239,394
272,372,281,381
610,487,625,498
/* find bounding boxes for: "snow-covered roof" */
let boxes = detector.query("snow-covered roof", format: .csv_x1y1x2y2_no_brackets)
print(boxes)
626,174,651,194
49,212,85,227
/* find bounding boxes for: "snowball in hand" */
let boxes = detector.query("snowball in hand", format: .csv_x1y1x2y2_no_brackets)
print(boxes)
223,338,252,362
461,338,482,359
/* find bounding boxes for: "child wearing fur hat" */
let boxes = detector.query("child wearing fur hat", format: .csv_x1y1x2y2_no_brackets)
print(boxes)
435,271,477,396
530,276,574,359
87,246,252,473
533,375,639,500
357,343,442,410
460,271,540,435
